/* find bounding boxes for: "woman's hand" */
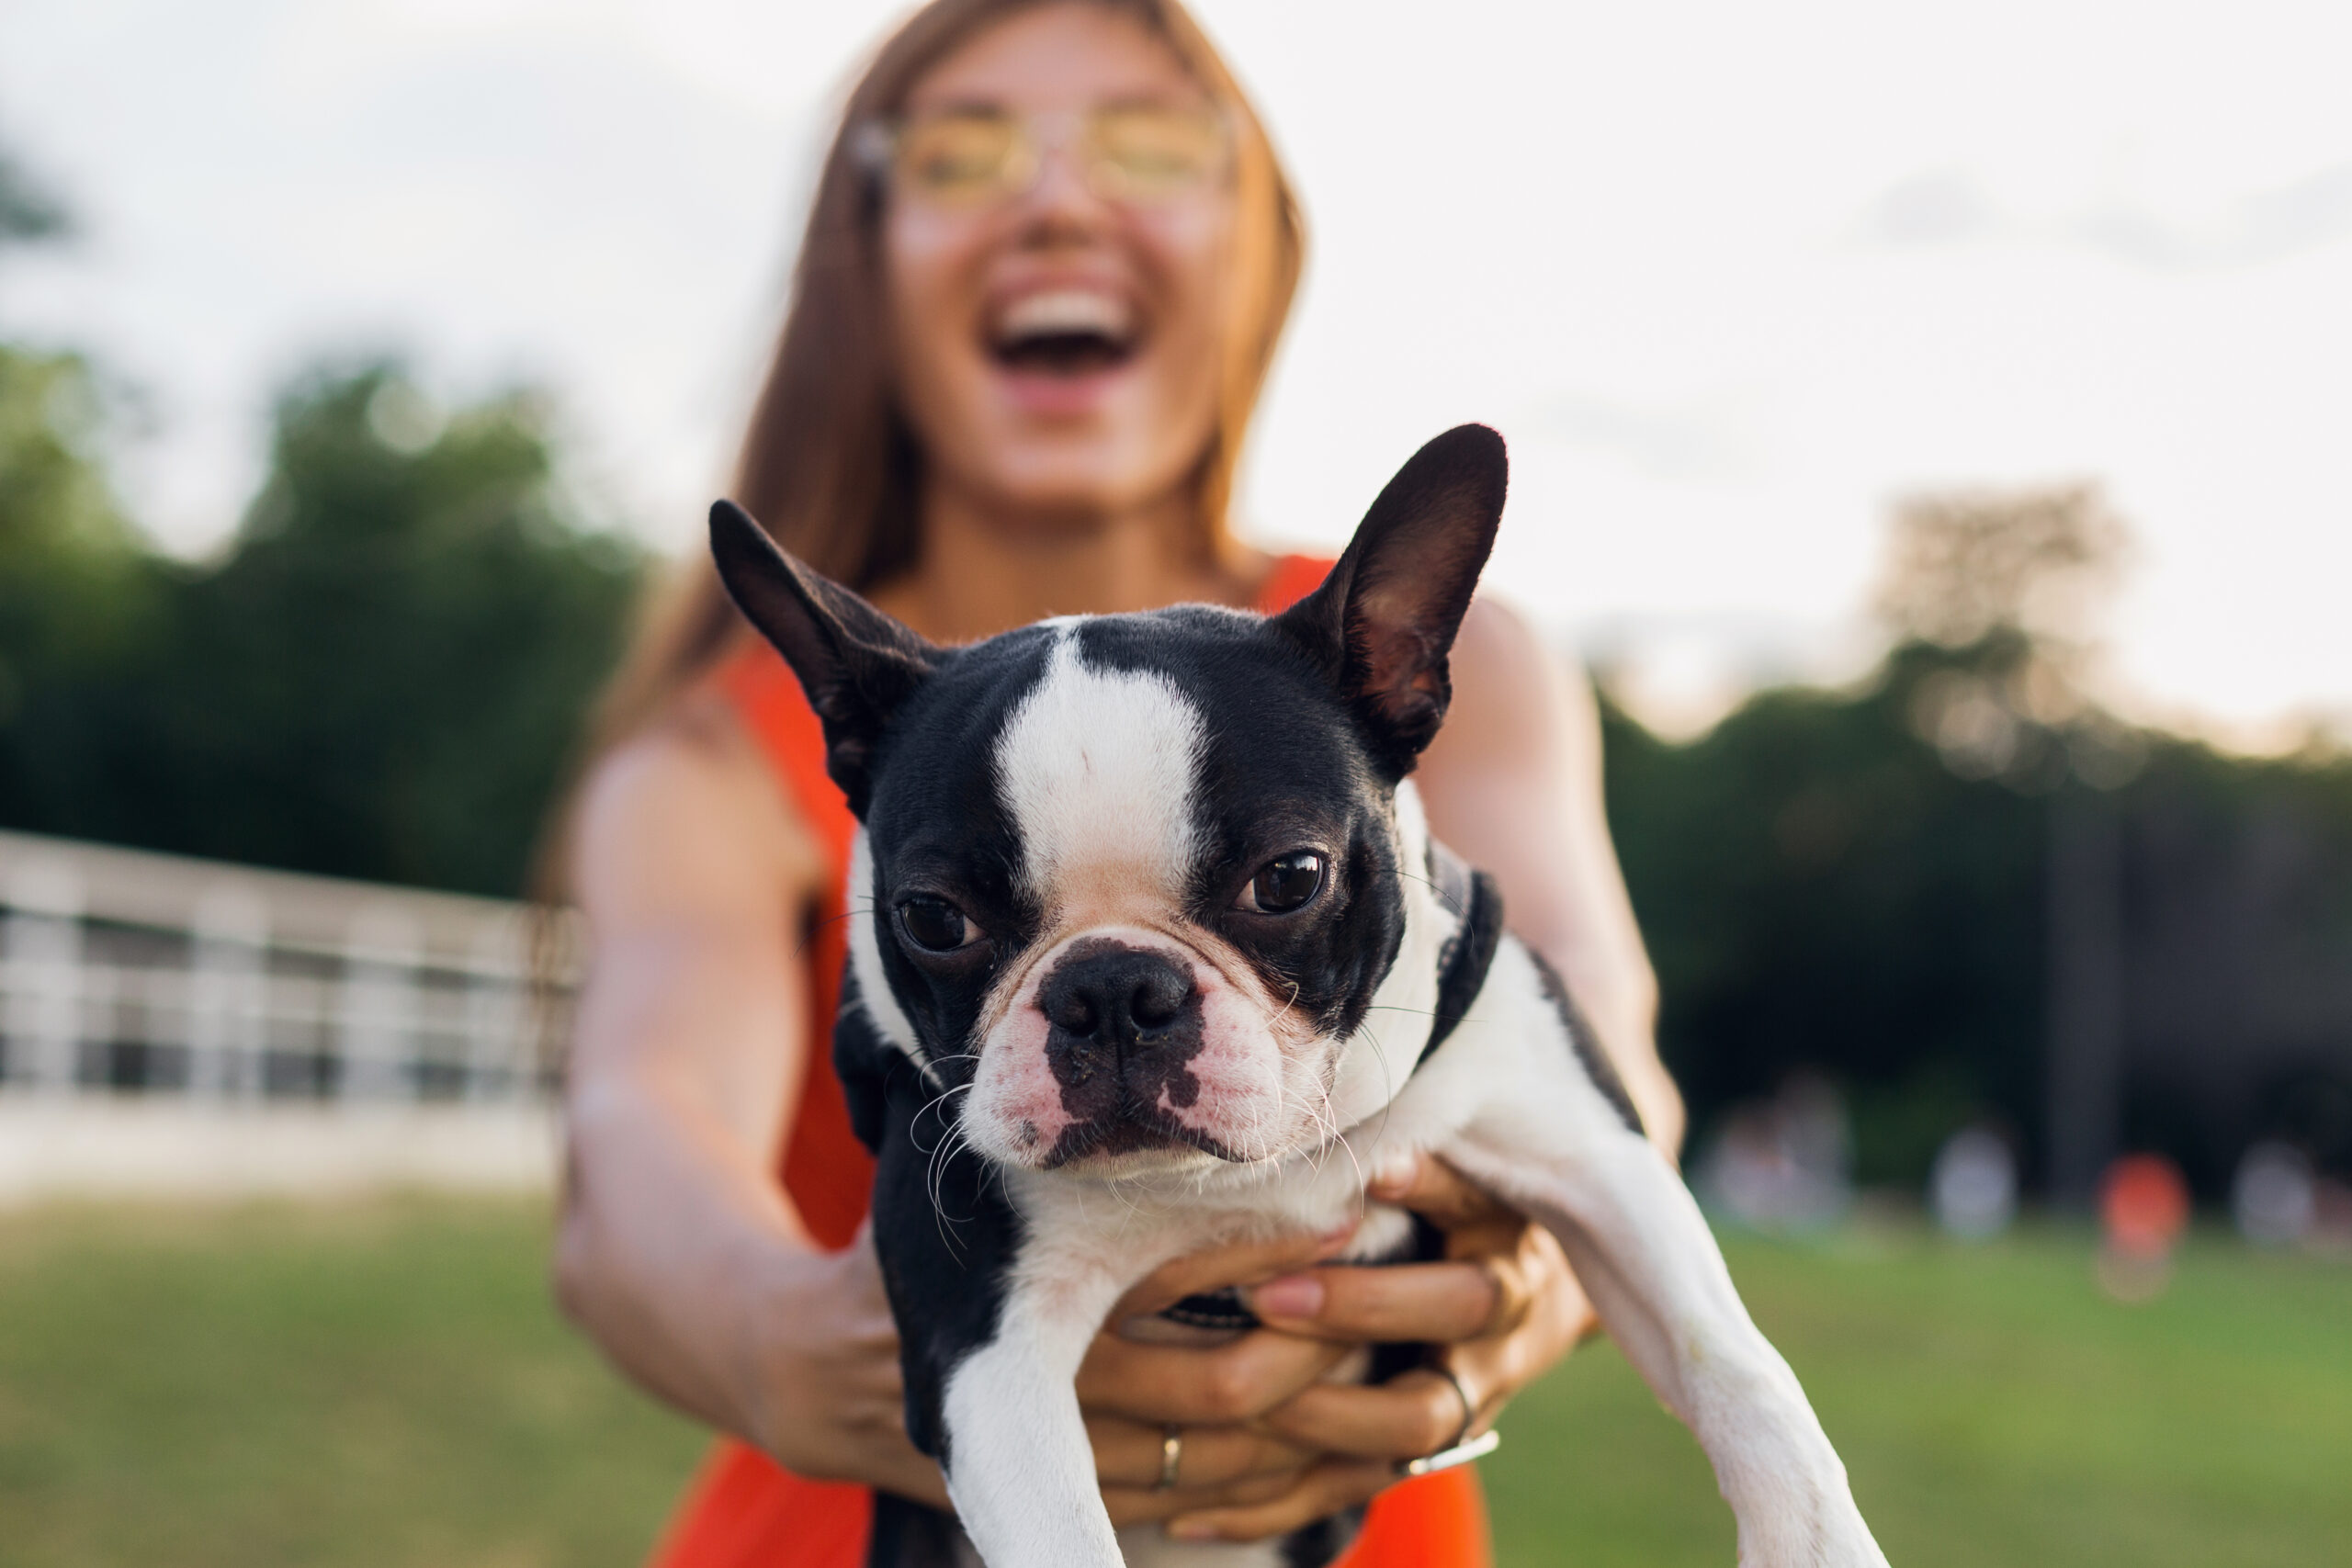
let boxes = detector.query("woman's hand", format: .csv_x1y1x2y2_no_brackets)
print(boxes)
1074,1154,1594,1542
739,1225,953,1509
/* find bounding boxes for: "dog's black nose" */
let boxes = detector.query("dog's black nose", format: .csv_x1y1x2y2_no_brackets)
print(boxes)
1040,945,1195,1050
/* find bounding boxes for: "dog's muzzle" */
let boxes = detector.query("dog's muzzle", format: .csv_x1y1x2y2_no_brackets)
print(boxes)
1035,939,1223,1166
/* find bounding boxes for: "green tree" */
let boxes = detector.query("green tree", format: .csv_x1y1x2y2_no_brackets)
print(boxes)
1603,645,2048,1187
0,345,167,831
0,358,647,897
146,364,648,894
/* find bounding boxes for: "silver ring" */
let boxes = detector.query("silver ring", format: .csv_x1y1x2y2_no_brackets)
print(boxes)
1398,1429,1501,1478
1431,1363,1477,1452
1156,1425,1183,1492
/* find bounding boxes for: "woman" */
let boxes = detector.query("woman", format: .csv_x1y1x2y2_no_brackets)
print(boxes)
555,1,1683,1563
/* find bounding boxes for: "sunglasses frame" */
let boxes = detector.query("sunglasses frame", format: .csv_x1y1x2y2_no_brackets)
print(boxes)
853,103,1234,209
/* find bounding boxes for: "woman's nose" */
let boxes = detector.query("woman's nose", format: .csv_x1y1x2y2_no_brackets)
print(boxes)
1011,140,1110,231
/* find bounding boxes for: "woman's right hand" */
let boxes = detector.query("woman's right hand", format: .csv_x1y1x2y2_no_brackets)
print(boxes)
741,1226,952,1509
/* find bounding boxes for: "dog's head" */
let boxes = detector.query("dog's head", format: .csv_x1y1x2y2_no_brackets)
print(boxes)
712,426,1505,1177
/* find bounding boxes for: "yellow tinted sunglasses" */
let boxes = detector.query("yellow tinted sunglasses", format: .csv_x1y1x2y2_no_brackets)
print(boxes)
857,104,1231,209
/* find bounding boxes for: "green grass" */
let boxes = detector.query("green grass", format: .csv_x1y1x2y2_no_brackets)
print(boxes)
1,1201,2346,1567
0,1200,705,1568
1485,1226,2352,1567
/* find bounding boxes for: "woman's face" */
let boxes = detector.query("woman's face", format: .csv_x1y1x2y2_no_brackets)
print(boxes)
884,4,1235,529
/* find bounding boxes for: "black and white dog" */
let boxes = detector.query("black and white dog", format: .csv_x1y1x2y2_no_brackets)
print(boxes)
710,426,1886,1568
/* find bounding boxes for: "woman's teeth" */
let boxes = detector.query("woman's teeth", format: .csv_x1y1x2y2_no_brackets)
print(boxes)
989,289,1138,374
994,288,1133,345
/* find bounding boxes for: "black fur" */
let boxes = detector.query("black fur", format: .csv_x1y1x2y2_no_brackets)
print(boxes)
1415,845,1504,1071
834,970,1024,1467
714,428,1525,1568
709,498,939,818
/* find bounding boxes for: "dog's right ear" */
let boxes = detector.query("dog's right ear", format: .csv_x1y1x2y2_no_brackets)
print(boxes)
710,500,938,818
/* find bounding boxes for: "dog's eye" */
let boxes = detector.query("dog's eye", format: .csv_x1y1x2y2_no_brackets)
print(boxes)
898,897,977,953
1237,852,1325,914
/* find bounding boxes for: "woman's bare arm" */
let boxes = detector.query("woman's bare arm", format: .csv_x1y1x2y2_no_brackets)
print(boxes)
553,705,949,1504
1417,597,1685,1156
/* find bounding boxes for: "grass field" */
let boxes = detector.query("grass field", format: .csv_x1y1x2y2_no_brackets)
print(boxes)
1,1199,2345,1567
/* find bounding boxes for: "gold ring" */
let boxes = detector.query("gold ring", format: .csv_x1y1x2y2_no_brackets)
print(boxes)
1156,1425,1183,1492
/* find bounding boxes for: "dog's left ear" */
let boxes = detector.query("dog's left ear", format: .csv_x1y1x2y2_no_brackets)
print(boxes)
710,500,939,818
1273,424,1507,777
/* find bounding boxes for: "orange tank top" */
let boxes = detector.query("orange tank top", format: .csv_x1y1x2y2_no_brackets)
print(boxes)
646,554,1492,1568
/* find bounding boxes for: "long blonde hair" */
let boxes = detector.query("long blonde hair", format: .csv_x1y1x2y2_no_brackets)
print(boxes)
589,0,1306,754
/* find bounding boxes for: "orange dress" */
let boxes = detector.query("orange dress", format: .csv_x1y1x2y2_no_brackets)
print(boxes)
648,554,1492,1568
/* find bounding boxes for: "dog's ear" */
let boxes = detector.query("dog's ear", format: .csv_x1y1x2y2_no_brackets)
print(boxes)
1272,424,1507,777
710,500,938,818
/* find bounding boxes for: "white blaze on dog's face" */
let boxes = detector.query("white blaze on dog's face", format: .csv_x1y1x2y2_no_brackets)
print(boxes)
842,611,1416,1179
707,424,1510,1179
961,630,1366,1172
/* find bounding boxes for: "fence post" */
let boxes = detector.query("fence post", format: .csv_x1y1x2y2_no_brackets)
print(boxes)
464,915,526,1101
337,904,423,1103
4,853,86,1094
189,880,270,1100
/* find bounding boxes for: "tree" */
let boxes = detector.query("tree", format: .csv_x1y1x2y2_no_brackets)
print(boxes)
0,359,648,897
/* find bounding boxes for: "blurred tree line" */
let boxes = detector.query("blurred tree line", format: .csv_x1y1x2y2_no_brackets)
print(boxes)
1606,489,2352,1198
0,351,644,896
0,152,644,894
5,144,2346,1195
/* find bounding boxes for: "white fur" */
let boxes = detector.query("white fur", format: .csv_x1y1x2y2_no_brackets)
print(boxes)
965,629,1340,1172
920,776,1886,1567
995,631,1205,909
847,828,931,1077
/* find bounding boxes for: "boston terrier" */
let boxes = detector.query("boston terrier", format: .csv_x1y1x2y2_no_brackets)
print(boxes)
709,425,1887,1568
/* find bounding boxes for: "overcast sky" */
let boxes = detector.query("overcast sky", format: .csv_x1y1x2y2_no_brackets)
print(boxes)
4,0,2348,744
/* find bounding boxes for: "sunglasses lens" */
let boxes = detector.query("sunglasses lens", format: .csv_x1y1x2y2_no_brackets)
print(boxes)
895,111,1028,204
1087,107,1227,200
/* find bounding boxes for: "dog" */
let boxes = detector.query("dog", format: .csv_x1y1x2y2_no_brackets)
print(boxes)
709,424,1887,1568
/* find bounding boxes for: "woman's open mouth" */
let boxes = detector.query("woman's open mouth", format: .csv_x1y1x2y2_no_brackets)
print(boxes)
985,288,1142,379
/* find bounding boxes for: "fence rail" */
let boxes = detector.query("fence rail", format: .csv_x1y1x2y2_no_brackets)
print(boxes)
0,829,574,1106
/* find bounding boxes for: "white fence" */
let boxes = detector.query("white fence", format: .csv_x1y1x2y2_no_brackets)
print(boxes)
0,829,576,1201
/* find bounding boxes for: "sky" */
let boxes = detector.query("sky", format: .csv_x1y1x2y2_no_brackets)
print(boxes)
3,0,2349,745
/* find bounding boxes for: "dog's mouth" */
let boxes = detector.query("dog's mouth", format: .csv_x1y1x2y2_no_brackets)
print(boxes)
984,288,1141,378
1040,1106,1244,1170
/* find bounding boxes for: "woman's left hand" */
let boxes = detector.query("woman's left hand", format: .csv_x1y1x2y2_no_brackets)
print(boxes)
1079,1152,1594,1543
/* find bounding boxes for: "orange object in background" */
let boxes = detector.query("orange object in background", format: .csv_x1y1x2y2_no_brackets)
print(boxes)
2099,1154,2191,1259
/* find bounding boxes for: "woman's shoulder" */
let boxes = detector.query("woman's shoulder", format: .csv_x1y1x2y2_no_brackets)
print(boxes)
1435,595,1597,763
571,694,830,922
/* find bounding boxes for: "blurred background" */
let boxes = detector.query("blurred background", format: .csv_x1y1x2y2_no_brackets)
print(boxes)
1,2,2346,1564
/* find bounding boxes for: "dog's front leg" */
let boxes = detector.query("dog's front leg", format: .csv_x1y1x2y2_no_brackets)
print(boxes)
1442,1077,1886,1565
937,1253,1134,1568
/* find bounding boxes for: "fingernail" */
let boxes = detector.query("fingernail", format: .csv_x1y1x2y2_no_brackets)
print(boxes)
1250,1272,1325,1319
1167,1518,1221,1541
1369,1149,1419,1193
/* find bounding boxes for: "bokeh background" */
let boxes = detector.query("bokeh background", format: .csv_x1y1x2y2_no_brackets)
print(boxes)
1,2,2347,1564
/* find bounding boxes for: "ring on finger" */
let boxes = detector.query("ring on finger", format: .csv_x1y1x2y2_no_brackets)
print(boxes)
1156,1425,1184,1492
1396,1363,1499,1478
1430,1362,1477,1451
